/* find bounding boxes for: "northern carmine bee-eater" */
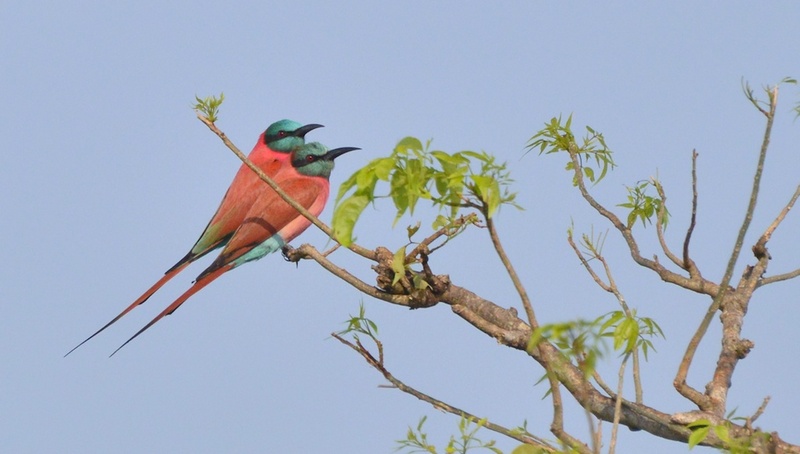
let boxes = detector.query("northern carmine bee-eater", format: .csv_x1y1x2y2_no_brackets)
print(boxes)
66,125,354,356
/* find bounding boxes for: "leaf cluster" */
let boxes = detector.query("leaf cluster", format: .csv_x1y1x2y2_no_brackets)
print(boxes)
597,310,664,359
687,418,772,453
526,115,615,185
193,92,225,123
396,416,502,454
337,302,379,342
333,137,520,246
617,180,669,229
526,310,663,383
527,320,607,379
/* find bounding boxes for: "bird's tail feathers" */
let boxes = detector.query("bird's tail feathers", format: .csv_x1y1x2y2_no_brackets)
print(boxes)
64,262,191,356
109,265,232,357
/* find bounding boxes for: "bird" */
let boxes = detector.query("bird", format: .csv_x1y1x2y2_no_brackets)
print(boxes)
65,120,326,356
106,142,358,356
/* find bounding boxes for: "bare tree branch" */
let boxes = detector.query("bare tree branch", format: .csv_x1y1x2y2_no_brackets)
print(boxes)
546,373,592,454
285,244,414,307
586,411,602,454
683,150,700,274
758,268,800,286
754,183,800,287
609,353,630,454
703,85,779,416
567,231,643,403
746,396,771,431
485,212,539,329
331,332,558,451
653,181,685,269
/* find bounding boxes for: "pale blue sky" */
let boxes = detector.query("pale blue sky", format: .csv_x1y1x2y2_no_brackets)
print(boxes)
3,2,800,452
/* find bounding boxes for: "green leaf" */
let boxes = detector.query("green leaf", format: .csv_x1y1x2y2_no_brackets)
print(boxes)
395,136,424,154
391,245,407,286
688,424,710,449
407,222,421,239
390,170,411,224
598,311,624,334
713,424,730,443
527,115,615,185
336,135,520,245
511,444,545,454
332,194,370,246
472,174,502,217
432,214,449,230
412,274,430,290
373,157,396,181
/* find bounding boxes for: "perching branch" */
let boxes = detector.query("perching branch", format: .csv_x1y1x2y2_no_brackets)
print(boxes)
284,244,414,307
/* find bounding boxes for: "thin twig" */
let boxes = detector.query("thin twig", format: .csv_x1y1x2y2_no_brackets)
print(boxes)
592,418,602,454
653,182,684,269
584,410,600,454
745,396,770,430
609,353,630,454
331,332,557,451
755,183,800,262
485,213,538,328
683,150,700,272
567,233,612,292
592,371,616,397
758,268,800,286
546,373,592,454
567,232,643,402
405,214,477,263
752,184,800,288
631,348,642,405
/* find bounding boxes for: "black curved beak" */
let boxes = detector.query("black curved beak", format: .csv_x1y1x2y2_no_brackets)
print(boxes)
325,146,360,161
293,123,324,138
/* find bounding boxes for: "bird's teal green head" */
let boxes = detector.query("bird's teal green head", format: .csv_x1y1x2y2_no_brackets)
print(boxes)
264,119,324,153
292,142,359,179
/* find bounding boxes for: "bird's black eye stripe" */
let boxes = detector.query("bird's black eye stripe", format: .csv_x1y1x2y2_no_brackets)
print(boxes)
264,130,291,144
292,154,318,167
